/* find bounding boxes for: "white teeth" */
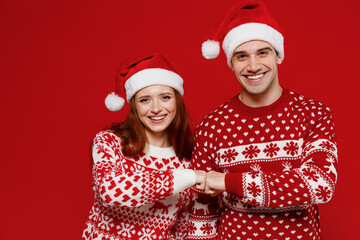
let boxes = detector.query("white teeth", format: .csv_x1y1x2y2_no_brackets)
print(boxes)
149,116,165,120
247,74,264,80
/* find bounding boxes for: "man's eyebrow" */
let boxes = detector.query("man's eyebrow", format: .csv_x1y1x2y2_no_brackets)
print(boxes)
233,47,274,56
233,51,246,56
257,47,273,52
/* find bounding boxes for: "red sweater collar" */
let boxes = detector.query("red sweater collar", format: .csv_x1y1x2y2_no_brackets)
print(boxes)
229,88,291,117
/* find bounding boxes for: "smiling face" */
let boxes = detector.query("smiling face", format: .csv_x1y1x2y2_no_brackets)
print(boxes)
231,40,283,106
134,85,177,142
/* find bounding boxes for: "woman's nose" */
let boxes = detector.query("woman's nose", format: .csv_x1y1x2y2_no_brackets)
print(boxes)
150,100,162,113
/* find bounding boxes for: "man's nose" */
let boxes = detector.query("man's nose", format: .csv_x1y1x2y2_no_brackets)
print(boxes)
247,56,261,72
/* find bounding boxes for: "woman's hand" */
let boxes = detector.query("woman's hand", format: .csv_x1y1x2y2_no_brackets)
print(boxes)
194,170,206,191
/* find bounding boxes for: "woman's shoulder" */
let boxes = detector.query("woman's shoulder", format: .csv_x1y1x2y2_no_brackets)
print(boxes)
93,130,122,146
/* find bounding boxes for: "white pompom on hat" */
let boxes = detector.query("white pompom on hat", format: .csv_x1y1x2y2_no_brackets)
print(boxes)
105,51,184,111
201,0,284,67
201,40,221,59
105,92,125,112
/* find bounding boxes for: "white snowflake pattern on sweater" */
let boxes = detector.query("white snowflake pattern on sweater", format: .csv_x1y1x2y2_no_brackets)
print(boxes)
83,131,196,240
188,88,338,240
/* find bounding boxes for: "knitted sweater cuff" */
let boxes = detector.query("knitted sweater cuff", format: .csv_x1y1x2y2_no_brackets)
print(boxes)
225,172,244,196
172,169,196,194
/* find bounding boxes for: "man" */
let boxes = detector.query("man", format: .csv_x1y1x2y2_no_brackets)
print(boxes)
188,1,338,239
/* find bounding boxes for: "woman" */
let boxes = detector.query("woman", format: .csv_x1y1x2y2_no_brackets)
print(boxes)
82,52,205,239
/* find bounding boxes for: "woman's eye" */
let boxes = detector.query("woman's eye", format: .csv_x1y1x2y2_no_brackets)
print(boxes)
139,98,149,103
162,95,171,100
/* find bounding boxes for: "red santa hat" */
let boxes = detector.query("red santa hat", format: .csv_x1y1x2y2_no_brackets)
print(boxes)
105,51,184,111
201,0,284,67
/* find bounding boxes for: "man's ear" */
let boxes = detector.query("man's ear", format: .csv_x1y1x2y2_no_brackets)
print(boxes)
276,55,283,64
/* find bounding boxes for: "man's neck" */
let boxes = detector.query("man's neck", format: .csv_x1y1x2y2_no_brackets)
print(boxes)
238,86,283,108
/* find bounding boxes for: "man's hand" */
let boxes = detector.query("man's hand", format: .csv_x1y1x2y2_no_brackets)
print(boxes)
194,170,206,191
204,171,226,196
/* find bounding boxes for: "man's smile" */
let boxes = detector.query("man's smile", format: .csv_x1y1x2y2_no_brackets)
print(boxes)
246,73,264,80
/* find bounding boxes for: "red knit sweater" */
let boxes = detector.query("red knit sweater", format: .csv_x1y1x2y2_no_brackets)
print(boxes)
188,88,338,240
83,131,196,240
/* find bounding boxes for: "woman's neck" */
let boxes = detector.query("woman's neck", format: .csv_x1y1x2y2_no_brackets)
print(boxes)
145,130,171,148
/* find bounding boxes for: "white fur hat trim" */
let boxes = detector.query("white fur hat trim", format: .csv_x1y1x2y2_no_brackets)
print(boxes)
222,22,284,67
124,68,184,102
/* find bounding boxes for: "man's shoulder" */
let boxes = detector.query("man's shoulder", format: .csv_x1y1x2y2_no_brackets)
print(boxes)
195,95,239,130
287,88,333,113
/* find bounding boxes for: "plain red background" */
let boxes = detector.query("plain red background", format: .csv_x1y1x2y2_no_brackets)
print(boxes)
1,0,359,239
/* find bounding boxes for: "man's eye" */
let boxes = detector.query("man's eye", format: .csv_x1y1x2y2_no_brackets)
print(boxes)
235,54,248,61
259,51,268,56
